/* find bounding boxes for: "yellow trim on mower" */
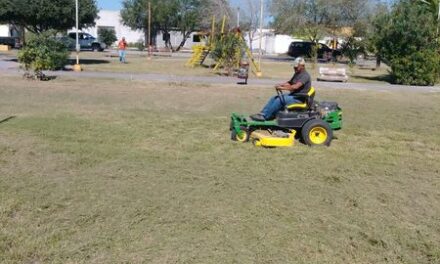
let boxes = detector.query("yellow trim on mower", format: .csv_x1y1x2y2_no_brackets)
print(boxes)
250,130,296,147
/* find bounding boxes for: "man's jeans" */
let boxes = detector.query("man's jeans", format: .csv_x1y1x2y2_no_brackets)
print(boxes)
261,94,301,119
119,50,126,63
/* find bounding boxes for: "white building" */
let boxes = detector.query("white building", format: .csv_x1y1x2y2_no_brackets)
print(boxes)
78,10,144,45
0,24,21,37
245,29,303,55
78,10,205,49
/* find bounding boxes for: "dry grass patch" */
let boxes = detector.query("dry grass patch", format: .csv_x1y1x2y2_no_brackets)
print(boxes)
0,75,439,263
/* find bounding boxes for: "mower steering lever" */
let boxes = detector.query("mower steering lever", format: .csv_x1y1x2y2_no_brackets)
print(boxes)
276,87,287,106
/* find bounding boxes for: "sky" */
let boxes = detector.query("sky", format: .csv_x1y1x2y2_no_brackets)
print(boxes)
97,0,121,10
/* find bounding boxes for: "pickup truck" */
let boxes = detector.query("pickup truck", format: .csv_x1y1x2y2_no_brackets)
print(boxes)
60,32,106,52
0,36,22,49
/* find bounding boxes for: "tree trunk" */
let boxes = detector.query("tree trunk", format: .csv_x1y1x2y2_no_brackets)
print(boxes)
162,30,173,51
248,31,253,52
175,31,192,52
375,54,381,70
21,25,26,46
144,31,148,49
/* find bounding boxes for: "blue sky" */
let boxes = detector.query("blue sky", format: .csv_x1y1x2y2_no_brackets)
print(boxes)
97,0,240,10
97,0,121,10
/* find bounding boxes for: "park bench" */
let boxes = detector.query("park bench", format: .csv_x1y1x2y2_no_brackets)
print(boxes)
317,67,349,82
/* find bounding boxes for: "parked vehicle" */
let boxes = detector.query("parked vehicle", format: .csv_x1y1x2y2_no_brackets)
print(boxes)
60,32,106,52
0,36,22,49
287,41,341,61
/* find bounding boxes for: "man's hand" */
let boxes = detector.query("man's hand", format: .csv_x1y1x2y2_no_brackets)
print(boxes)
275,83,291,91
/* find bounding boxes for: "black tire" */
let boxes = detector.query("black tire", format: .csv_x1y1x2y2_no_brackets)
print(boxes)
92,44,100,52
301,119,333,146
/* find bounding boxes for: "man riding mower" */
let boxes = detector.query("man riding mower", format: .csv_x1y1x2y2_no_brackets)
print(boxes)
230,57,342,147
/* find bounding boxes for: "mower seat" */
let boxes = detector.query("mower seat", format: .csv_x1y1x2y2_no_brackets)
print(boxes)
286,87,315,111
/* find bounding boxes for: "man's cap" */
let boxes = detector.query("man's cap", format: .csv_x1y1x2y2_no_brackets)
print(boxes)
292,57,306,67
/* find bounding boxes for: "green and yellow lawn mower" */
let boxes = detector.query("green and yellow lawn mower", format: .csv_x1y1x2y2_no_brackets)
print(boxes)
230,87,342,147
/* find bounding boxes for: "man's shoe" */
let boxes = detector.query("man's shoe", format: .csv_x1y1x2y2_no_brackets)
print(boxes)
250,113,266,121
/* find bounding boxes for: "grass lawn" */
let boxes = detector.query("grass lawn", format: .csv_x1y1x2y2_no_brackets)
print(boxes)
1,75,439,263
71,51,391,84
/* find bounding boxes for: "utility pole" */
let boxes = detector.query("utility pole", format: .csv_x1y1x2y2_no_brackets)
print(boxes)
73,0,82,72
256,0,263,77
237,7,240,28
147,1,152,60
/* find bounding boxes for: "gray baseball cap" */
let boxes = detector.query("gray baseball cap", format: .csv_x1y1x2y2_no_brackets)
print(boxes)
292,57,306,67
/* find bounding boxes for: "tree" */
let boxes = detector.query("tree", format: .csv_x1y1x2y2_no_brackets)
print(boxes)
121,0,181,49
98,28,118,47
174,0,203,51
0,0,98,34
121,0,214,51
373,0,440,85
418,0,440,35
240,0,262,52
198,0,234,29
270,0,348,63
270,0,374,63
18,32,69,78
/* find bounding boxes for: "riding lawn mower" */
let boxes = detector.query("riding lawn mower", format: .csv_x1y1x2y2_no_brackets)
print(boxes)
230,87,342,147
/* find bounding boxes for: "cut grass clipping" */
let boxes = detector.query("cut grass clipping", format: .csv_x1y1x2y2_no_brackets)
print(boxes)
1,76,439,263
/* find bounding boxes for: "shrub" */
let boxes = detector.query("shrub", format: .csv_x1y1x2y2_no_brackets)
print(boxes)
390,49,440,86
18,33,69,76
211,34,243,76
135,41,145,51
98,27,117,47
372,0,439,85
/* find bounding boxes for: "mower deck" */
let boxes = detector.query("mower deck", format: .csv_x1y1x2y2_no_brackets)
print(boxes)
250,129,296,147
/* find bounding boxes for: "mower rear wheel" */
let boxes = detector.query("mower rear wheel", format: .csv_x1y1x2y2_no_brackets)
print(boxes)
301,119,333,146
231,128,249,142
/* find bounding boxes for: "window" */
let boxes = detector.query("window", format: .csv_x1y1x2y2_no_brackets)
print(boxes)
193,34,201,43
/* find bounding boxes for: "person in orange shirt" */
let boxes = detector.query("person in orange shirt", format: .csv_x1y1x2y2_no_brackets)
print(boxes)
118,37,128,63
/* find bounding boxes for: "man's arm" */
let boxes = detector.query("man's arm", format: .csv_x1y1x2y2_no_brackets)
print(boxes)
275,82,303,92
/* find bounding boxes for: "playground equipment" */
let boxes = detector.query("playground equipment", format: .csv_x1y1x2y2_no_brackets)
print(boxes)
186,16,262,77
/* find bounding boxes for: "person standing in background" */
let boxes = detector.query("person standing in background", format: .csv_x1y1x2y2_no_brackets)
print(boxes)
118,37,128,63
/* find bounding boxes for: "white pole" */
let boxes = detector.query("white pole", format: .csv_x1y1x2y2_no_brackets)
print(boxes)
257,0,263,74
75,0,79,65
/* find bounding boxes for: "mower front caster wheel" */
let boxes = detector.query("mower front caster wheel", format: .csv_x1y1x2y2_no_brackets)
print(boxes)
231,129,249,142
301,119,333,146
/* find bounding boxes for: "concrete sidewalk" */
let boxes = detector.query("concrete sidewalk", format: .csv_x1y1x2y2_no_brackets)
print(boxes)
2,53,440,93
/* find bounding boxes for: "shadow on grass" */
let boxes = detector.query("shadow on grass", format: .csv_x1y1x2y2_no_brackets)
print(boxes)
67,59,110,65
6,58,111,67
0,116,16,125
351,74,393,84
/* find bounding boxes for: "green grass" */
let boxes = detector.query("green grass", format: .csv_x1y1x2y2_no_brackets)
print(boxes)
1,76,439,263
71,51,391,84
